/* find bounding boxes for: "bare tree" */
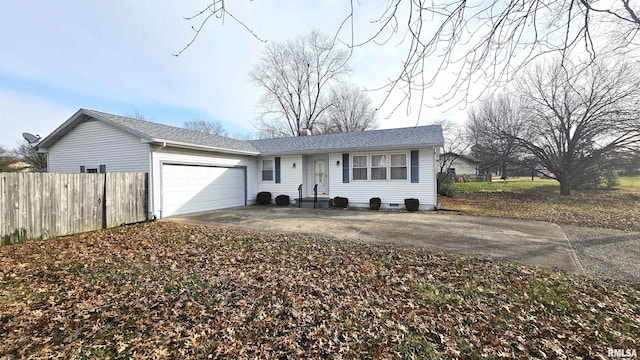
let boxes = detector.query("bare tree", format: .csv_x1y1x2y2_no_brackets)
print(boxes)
490,58,640,195
466,93,526,179
436,120,472,175
0,146,18,172
126,108,151,121
317,83,377,134
179,1,640,118
13,141,47,171
184,119,228,136
252,30,350,137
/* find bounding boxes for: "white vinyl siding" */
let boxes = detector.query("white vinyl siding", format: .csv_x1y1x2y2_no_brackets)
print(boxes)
151,147,257,218
47,119,149,173
330,148,437,209
257,155,303,203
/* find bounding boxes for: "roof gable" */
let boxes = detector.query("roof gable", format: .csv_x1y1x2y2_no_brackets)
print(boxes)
38,109,259,155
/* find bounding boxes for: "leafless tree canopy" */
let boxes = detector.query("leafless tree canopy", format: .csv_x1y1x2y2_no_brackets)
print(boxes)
472,58,640,195
179,1,640,116
125,109,151,121
184,119,228,137
317,83,378,134
0,146,18,172
436,119,472,175
13,141,47,171
252,30,350,137
466,94,526,178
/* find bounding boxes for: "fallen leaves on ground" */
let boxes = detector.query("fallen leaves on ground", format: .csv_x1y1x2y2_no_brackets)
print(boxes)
439,188,640,232
1,222,638,359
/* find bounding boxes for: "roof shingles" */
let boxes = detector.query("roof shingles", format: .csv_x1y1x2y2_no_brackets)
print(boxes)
43,109,444,155
248,126,444,155
86,109,259,154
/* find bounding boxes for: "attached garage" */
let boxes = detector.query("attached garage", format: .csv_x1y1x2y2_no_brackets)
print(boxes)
161,163,246,217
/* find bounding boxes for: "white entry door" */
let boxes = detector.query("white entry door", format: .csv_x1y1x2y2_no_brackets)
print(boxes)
313,159,328,195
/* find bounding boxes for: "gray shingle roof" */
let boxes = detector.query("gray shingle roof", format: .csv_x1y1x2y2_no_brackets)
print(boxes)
40,109,444,155
249,125,444,155
84,109,259,154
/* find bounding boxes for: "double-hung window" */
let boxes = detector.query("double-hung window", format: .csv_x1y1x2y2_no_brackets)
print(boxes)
262,159,273,181
390,154,408,180
352,155,368,180
371,155,387,180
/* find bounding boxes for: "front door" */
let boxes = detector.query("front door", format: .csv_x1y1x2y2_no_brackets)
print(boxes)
313,159,328,195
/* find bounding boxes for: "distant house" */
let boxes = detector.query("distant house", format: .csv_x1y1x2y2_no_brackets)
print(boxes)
439,152,479,176
37,109,445,218
8,161,33,173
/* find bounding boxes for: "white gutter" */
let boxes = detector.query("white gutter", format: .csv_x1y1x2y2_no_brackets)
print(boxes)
152,139,259,156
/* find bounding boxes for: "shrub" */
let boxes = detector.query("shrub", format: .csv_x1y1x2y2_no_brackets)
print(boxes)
574,165,619,190
604,170,620,189
437,173,455,197
369,197,381,210
275,194,290,206
333,196,349,208
256,191,272,205
438,182,455,197
404,198,420,212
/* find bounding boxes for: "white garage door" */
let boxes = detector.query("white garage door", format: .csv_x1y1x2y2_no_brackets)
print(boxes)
161,164,246,217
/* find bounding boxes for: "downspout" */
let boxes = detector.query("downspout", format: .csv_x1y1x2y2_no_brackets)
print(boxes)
149,148,155,220
434,147,439,210
149,142,167,220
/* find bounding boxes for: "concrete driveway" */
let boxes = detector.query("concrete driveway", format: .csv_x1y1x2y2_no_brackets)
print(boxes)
168,206,583,274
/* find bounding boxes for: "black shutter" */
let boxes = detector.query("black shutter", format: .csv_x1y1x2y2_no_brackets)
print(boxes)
275,157,281,184
80,166,86,173
410,150,419,183
342,154,349,183
99,165,106,173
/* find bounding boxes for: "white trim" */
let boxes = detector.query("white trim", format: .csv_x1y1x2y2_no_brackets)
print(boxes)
151,139,259,156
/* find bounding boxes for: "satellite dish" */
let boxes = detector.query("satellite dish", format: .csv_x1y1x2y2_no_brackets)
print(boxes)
22,132,41,144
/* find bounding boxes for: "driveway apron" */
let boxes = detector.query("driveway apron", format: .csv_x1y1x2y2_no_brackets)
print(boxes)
168,206,582,274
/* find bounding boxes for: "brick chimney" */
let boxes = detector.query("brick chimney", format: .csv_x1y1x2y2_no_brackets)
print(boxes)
299,128,312,136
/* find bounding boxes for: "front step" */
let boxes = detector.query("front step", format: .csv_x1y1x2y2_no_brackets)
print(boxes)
295,197,332,209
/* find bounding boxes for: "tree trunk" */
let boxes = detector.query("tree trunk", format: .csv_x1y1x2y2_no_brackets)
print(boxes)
559,179,572,195
500,162,508,180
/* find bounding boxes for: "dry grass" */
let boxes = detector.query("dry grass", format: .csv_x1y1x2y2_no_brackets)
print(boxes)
440,176,640,231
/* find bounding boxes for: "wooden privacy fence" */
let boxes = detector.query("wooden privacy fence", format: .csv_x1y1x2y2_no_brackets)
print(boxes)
1,172,148,245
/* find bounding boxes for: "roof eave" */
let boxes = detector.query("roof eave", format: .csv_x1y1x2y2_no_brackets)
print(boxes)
257,143,443,156
152,139,260,156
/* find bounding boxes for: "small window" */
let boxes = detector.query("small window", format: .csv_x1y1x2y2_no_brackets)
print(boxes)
390,154,407,180
371,155,387,180
86,168,98,174
352,155,367,180
262,159,273,181
447,168,456,174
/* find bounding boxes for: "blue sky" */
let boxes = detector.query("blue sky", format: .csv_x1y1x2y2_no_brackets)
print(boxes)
0,0,471,149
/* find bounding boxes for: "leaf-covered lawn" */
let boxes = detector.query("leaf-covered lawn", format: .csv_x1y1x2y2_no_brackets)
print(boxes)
1,222,638,359
440,177,640,231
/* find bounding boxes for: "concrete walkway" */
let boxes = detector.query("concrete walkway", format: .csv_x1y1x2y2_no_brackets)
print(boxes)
168,206,583,275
